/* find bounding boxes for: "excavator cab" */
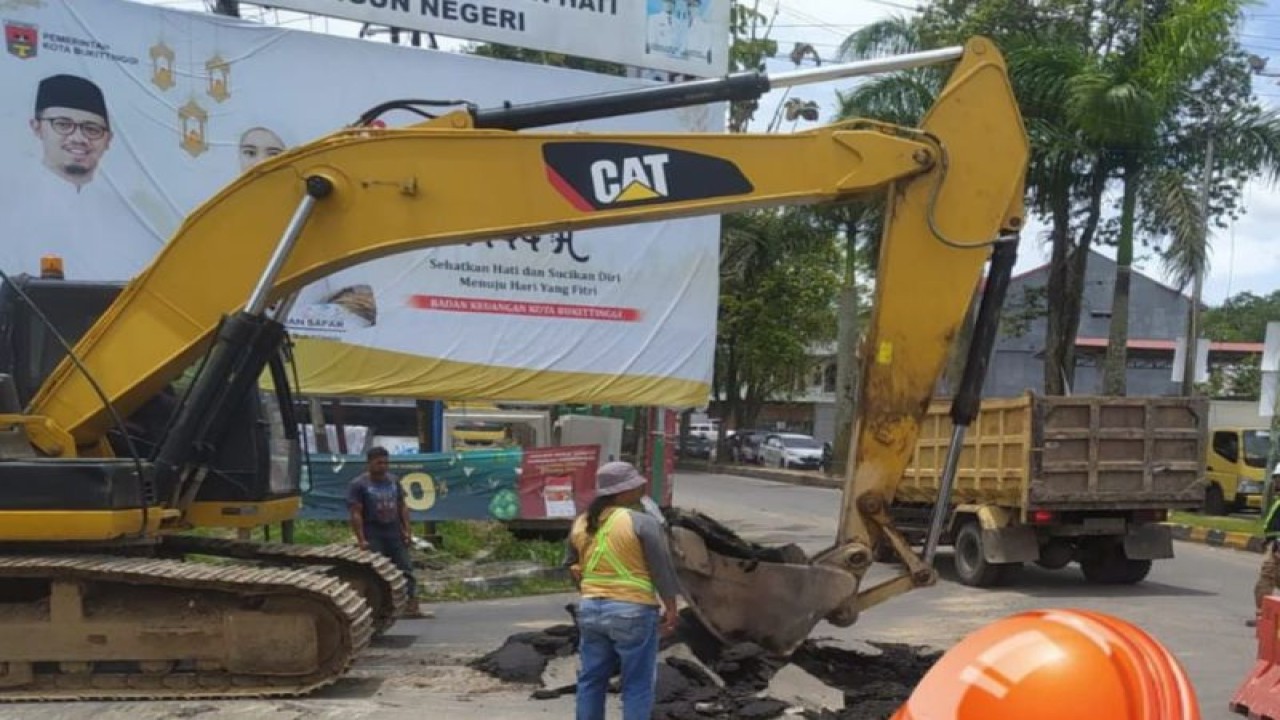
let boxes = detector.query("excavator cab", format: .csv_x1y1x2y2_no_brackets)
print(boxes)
0,273,302,519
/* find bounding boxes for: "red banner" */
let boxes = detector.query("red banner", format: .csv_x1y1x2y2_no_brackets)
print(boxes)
407,294,643,322
517,445,601,520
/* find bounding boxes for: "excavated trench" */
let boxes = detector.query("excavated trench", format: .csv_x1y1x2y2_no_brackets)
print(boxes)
471,509,943,719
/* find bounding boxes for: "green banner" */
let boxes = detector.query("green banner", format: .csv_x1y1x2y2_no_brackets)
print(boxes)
299,448,524,522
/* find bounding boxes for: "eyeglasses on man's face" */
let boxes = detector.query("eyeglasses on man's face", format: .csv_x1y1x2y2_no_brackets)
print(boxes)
38,116,109,140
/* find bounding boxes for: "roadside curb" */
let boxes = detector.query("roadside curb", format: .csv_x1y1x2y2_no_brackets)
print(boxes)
677,461,840,489
1165,523,1269,553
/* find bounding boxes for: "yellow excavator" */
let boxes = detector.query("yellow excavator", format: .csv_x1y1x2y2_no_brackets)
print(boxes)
0,36,1027,698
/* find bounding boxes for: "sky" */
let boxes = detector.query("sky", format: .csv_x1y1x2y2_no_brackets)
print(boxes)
140,0,1280,308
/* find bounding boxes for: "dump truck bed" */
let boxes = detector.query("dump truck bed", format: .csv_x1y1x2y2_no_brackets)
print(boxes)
896,393,1207,512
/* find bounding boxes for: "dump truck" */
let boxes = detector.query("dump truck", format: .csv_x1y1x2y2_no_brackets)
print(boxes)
882,392,1208,587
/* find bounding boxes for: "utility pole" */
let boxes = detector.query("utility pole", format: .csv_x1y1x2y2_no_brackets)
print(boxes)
1180,130,1215,395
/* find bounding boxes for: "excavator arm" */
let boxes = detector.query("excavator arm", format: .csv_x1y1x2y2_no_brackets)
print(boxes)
18,37,1027,655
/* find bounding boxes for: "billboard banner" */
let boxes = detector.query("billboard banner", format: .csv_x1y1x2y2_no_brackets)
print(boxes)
247,0,731,78
0,0,721,407
298,444,600,522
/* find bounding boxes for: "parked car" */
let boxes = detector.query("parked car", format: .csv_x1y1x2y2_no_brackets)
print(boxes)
760,433,825,469
730,429,772,465
679,434,716,460
688,422,720,440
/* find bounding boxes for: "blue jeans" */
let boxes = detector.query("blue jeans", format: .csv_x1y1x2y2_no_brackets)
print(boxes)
365,525,417,599
575,598,660,720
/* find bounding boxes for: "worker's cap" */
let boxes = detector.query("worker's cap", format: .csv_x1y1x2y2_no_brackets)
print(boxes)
595,462,647,496
35,74,109,126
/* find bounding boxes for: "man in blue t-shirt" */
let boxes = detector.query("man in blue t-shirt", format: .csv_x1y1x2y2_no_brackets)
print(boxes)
347,446,430,619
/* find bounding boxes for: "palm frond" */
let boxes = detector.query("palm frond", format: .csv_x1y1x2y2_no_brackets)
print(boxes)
1066,70,1158,144
1147,167,1209,289
1007,44,1089,118
1216,107,1280,185
837,16,920,61
1139,0,1244,103
836,70,941,126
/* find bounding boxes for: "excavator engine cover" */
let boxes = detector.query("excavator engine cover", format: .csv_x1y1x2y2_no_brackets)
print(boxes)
666,513,857,656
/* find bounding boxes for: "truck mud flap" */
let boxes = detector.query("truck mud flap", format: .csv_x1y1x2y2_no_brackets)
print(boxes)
981,526,1039,564
1122,523,1174,560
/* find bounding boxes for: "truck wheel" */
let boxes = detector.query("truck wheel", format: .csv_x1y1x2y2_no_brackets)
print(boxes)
953,521,1005,587
1079,542,1152,584
1032,539,1073,570
1203,484,1227,516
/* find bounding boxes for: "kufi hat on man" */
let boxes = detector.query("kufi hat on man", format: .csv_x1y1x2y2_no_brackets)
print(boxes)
35,74,109,127
595,462,647,497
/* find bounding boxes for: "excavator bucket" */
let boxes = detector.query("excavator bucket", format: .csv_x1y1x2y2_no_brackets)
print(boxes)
666,512,858,657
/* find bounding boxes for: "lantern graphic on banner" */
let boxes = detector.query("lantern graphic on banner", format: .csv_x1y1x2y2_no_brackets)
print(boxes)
206,54,230,102
149,41,175,90
179,99,208,157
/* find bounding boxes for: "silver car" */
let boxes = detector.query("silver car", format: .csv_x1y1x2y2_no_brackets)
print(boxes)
760,433,824,469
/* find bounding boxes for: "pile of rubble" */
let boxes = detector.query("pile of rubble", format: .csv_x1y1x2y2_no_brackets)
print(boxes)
471,508,944,718
471,605,942,720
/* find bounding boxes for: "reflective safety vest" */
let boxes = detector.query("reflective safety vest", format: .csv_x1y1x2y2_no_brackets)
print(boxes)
580,509,655,600
1265,499,1280,540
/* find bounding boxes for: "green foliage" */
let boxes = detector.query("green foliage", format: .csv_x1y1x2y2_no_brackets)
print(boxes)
437,520,565,566
727,1,778,131
838,0,1275,395
1205,354,1261,399
715,209,841,426
1169,509,1262,535
1000,285,1048,338
1196,290,1277,399
290,520,352,546
1203,290,1280,342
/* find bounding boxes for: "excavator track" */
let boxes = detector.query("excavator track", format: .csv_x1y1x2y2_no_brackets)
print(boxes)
158,536,409,635
0,554,374,701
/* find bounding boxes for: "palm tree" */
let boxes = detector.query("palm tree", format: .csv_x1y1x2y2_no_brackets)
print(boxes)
1077,0,1249,394
1150,95,1280,389
837,17,1119,398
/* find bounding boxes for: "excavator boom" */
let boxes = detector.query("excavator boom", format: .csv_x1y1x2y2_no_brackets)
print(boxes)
29,38,1024,456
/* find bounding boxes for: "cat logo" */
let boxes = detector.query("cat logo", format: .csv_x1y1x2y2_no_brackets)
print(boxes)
4,21,37,60
544,141,753,212
590,153,670,205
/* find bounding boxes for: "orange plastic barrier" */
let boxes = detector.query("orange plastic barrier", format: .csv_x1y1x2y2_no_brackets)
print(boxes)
1231,595,1280,719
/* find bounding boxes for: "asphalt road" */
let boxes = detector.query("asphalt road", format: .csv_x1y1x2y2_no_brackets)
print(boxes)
674,470,1263,720
12,469,1267,719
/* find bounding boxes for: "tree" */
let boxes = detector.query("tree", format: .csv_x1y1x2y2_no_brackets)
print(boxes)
836,12,1110,398
841,0,1276,398
715,210,841,430
1203,290,1280,342
1079,0,1250,394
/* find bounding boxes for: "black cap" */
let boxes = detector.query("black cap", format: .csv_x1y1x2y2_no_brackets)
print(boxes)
35,74,109,127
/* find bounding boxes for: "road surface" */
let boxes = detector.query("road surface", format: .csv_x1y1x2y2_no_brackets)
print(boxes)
13,470,1265,719
675,471,1262,719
